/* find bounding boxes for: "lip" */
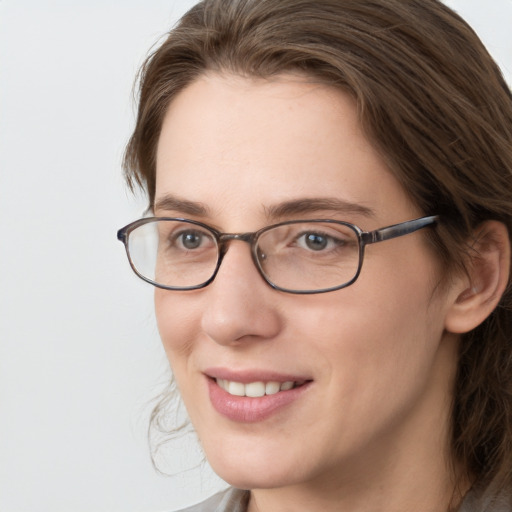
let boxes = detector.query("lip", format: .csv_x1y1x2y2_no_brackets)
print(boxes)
205,367,311,384
205,368,313,423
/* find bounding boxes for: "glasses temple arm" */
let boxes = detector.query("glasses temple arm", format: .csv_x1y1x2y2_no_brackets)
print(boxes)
362,215,440,245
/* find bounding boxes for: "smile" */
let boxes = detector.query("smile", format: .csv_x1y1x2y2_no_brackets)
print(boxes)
207,373,312,422
215,379,305,397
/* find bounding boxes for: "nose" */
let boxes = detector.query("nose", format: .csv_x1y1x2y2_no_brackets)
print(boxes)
200,241,282,346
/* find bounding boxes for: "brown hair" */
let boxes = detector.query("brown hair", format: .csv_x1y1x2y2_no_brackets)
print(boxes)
124,0,512,496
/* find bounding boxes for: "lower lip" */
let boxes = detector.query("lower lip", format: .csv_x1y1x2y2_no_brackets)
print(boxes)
207,378,312,423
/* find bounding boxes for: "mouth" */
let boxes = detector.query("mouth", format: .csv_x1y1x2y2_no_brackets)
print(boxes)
207,373,313,422
215,378,308,397
204,368,313,421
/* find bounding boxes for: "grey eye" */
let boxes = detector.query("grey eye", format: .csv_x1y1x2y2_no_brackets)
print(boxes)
303,233,328,251
180,231,203,249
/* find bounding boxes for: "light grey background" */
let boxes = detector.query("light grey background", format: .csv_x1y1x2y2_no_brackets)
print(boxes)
0,1,510,511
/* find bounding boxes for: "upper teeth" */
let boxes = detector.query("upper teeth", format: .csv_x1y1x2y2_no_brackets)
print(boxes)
216,379,297,397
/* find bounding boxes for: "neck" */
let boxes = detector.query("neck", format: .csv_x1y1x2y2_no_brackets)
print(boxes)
248,436,467,512
248,459,468,512
247,334,469,512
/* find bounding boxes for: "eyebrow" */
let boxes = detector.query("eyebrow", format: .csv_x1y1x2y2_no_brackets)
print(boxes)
264,197,376,220
154,194,210,216
153,193,375,220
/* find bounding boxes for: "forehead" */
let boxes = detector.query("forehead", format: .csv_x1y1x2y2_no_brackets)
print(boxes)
155,73,417,227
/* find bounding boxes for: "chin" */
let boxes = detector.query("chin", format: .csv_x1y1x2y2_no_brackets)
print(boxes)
205,443,315,491
214,465,299,491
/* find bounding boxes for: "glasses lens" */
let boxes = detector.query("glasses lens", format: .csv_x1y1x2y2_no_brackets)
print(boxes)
127,220,219,288
256,221,361,291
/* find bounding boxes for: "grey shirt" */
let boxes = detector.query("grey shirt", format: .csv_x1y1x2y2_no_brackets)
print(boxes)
175,486,511,512
175,488,249,512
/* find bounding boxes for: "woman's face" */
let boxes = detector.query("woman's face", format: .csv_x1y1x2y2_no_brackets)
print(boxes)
154,74,459,490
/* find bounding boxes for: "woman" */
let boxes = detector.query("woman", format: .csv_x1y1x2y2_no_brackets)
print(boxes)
117,0,512,510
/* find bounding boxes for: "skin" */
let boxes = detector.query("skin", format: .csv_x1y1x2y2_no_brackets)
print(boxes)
154,73,465,512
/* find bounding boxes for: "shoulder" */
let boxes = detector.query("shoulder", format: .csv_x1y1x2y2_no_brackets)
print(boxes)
459,485,512,512
173,488,250,512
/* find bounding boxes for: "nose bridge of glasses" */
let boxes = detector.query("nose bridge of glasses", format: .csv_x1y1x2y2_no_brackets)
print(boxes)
216,232,261,273
214,231,265,285
217,232,256,246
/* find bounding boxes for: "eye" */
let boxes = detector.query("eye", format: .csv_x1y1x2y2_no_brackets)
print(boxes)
256,222,357,261
296,231,342,251
303,233,328,251
175,230,210,250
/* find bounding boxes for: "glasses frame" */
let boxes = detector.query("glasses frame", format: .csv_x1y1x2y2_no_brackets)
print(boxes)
117,215,439,294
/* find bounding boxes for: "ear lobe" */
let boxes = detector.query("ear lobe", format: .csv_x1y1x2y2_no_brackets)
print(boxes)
444,221,510,334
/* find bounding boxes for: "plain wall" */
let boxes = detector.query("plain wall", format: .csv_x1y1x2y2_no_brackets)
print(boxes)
0,1,510,511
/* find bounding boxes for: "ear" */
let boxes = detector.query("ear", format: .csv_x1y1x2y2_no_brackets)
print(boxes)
444,221,510,334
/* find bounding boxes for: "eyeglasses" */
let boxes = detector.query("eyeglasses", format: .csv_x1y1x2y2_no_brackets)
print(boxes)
117,215,439,294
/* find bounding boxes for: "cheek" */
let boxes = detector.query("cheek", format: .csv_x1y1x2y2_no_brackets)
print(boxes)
297,293,437,377
296,261,447,408
154,290,198,365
